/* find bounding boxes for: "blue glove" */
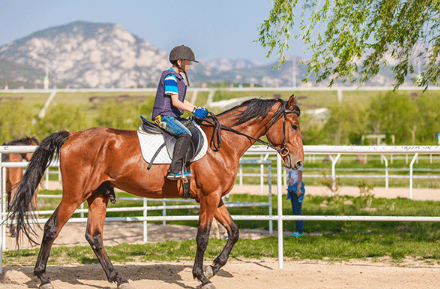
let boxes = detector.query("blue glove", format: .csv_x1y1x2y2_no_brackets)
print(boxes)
193,107,209,118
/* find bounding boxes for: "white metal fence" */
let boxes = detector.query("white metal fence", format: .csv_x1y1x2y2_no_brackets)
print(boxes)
1,145,440,273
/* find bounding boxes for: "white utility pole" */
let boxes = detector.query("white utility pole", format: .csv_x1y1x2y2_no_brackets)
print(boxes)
292,58,296,88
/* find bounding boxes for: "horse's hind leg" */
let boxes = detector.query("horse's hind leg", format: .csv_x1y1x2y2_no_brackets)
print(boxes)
34,198,84,288
205,200,239,279
85,193,133,289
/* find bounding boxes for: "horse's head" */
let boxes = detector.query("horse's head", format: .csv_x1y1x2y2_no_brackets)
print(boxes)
27,137,39,146
24,137,39,161
266,95,304,169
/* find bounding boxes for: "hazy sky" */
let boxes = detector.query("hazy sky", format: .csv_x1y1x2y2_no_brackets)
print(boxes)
0,0,308,64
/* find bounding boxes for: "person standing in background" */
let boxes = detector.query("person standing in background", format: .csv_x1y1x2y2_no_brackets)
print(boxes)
287,165,305,237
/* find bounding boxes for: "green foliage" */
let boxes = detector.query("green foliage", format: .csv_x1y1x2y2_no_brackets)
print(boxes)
298,112,327,145
0,100,36,142
368,91,440,144
34,103,92,138
321,171,342,198
358,180,375,209
324,100,367,145
94,100,138,129
258,0,440,88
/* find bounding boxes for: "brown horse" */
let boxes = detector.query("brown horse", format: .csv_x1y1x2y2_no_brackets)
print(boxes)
8,95,303,289
2,137,40,234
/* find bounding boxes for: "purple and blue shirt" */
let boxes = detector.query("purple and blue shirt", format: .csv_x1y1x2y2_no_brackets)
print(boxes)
152,67,187,119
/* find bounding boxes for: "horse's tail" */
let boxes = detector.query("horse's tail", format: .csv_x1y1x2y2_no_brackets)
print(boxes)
7,131,70,246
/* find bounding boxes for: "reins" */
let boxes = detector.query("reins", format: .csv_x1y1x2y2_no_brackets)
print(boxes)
199,102,300,155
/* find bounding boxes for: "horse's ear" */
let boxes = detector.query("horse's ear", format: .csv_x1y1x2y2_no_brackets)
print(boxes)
287,94,297,109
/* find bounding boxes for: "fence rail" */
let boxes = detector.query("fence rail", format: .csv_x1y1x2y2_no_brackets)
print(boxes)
1,145,440,272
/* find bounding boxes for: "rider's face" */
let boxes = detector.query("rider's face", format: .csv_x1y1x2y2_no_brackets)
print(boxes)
178,59,191,72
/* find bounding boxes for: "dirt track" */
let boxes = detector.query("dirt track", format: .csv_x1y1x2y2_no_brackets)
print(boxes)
2,184,440,288
2,258,440,289
2,222,440,289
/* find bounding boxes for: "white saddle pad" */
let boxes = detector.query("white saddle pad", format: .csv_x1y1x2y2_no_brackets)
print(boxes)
137,121,208,164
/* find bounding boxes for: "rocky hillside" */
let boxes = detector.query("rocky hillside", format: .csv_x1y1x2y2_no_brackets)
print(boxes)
0,21,173,88
0,21,403,88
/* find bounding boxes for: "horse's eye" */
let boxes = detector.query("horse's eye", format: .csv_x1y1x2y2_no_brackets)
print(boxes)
291,124,298,131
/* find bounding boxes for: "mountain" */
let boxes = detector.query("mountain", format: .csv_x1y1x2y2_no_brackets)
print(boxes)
0,21,410,88
0,21,171,88
199,58,261,71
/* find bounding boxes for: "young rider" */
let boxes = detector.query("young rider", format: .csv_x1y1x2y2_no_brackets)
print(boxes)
152,45,209,180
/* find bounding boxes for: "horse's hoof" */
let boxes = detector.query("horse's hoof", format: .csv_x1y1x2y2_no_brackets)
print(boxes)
39,283,54,289
205,265,214,279
118,282,135,289
201,283,216,289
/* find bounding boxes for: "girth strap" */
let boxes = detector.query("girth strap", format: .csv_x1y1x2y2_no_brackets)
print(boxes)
147,143,167,170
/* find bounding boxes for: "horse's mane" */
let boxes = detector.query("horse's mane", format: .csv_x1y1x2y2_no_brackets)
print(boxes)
2,137,39,146
218,98,300,126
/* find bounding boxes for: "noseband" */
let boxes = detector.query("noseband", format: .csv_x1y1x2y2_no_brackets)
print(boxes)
201,102,300,156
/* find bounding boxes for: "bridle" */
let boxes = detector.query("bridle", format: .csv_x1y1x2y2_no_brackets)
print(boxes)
200,102,300,158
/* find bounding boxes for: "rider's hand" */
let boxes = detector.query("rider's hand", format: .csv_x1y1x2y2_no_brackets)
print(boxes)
193,107,209,118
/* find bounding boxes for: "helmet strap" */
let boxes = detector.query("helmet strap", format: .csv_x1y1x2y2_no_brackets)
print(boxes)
176,64,191,86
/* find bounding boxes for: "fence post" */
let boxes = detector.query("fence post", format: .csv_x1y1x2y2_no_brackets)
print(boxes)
268,163,273,234
330,154,341,194
143,198,148,242
277,153,283,269
45,167,49,189
2,167,6,252
162,200,166,226
381,155,389,189
80,203,84,219
410,153,418,199
0,157,3,274
260,155,264,195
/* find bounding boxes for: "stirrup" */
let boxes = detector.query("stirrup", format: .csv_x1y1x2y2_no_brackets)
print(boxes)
167,171,193,181
167,172,192,180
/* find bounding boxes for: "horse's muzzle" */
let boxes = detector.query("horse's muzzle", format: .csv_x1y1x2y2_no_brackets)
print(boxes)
282,154,303,169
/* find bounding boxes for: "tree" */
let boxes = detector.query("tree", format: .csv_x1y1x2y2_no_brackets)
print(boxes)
368,92,418,144
257,0,440,88
299,112,327,145
414,94,440,144
0,100,36,142
323,101,367,145
94,101,139,130
34,103,92,139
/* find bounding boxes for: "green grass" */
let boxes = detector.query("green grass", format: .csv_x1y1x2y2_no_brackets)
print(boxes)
6,191,439,266
5,223,440,266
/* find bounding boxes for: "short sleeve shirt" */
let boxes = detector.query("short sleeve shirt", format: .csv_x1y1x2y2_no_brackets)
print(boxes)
164,68,178,95
288,165,303,185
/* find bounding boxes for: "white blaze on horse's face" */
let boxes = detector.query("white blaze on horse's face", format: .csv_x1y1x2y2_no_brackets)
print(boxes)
266,95,304,170
285,112,304,169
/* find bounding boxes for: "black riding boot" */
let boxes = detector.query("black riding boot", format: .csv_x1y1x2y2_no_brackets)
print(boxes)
167,133,192,180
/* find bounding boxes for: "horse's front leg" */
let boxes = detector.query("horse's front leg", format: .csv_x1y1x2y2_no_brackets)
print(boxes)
193,195,219,289
205,199,239,279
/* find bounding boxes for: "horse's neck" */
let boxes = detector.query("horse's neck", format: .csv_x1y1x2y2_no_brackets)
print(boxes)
214,113,270,157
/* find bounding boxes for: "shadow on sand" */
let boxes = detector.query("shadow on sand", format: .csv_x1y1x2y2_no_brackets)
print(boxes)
1,263,234,289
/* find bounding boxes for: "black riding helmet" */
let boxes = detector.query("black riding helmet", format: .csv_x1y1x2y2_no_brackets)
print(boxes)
169,45,199,63
169,45,197,86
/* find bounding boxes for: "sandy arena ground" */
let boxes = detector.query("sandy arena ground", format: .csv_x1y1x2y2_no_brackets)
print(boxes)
2,184,440,288
2,258,440,289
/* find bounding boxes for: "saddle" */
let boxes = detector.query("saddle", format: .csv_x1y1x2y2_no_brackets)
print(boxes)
138,116,207,199
139,116,205,166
